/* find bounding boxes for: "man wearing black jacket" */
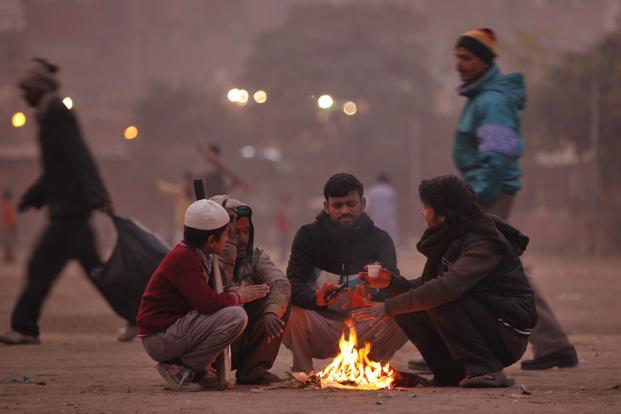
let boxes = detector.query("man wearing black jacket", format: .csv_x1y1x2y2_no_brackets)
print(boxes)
354,175,536,387
0,58,132,345
282,173,407,373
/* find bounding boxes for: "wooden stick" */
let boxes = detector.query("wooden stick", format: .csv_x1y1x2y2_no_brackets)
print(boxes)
211,255,234,388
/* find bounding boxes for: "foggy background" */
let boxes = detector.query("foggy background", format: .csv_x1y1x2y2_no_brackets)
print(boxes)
1,0,620,259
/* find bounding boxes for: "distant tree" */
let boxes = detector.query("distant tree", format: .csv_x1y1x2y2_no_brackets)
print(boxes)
239,0,435,200
525,22,621,249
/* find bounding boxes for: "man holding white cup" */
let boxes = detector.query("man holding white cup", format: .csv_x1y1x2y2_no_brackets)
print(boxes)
282,173,409,373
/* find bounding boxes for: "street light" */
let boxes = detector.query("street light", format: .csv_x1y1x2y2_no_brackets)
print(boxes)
227,88,241,103
11,112,26,128
253,90,267,104
62,97,73,110
317,94,334,109
262,147,282,162
124,125,139,140
241,145,256,158
238,89,249,105
343,101,358,116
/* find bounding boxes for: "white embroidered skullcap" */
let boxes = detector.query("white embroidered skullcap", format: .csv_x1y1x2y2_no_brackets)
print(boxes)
184,199,230,230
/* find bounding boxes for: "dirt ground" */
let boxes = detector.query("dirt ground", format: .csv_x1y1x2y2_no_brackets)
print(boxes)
1,247,620,414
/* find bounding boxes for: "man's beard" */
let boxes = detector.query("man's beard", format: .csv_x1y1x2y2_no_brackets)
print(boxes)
236,243,248,258
336,213,355,225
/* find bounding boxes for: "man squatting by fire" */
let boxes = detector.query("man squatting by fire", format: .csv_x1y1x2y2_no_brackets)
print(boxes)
211,195,291,385
354,175,536,388
282,173,409,373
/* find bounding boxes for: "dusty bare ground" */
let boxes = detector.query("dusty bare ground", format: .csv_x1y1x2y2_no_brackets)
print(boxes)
1,248,620,413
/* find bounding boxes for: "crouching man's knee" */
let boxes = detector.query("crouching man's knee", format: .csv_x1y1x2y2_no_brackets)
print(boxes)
221,306,248,341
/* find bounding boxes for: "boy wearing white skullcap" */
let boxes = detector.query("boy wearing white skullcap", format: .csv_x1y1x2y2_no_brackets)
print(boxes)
137,199,269,391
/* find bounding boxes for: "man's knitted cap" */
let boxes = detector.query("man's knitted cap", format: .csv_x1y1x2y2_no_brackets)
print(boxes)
455,28,497,65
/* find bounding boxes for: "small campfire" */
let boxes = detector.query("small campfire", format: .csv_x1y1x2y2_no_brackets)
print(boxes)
316,320,395,390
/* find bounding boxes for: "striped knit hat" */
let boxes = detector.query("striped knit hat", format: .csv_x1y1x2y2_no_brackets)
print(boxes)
455,28,497,65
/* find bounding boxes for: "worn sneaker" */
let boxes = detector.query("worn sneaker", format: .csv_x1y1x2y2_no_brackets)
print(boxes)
117,324,137,342
0,329,40,345
521,346,578,370
155,363,201,392
459,370,515,388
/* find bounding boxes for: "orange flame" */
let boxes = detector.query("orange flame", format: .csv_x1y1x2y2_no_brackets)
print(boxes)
316,320,394,390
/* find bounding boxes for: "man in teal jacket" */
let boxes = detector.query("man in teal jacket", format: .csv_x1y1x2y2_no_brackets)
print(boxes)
409,28,578,372
453,28,524,216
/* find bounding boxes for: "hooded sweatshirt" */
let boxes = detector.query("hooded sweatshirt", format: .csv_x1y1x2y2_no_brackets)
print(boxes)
385,214,536,331
287,211,402,319
454,64,526,204
211,195,291,318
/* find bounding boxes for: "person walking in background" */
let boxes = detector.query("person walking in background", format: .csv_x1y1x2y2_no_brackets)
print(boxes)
366,172,399,248
274,196,292,261
197,143,251,197
2,189,18,263
447,28,578,370
0,58,133,345
155,172,194,244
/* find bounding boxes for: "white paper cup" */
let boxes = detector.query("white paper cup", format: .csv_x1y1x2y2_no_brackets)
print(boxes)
367,264,381,277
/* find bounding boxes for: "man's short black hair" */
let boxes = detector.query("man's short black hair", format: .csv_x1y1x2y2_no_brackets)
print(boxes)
183,223,228,249
377,172,389,183
323,173,364,200
419,175,482,225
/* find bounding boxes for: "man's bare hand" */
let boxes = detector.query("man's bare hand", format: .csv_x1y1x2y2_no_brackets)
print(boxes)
359,266,392,289
237,283,270,303
264,312,286,343
343,284,372,309
315,282,341,307
352,302,389,326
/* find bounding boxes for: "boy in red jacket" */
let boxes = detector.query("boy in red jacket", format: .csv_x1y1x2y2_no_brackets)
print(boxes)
137,199,269,392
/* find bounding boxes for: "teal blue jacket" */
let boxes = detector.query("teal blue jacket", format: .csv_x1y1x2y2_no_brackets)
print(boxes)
453,65,525,204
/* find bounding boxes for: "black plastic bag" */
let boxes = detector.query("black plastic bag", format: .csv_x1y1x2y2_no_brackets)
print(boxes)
92,215,170,324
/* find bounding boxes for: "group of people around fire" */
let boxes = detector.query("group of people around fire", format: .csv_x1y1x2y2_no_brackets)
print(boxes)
0,27,579,392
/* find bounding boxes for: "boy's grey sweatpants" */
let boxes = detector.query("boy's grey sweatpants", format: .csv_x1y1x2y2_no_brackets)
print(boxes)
141,307,247,372
282,306,408,373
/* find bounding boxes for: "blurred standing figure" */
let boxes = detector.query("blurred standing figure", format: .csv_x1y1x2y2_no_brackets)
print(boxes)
0,58,132,345
155,172,193,244
274,196,292,261
366,173,399,247
2,189,18,263
197,144,251,197
202,144,228,197
450,28,578,370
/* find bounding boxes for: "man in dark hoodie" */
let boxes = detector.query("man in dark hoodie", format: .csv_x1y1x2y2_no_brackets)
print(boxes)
354,175,536,388
449,28,578,371
212,195,291,385
282,173,407,373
